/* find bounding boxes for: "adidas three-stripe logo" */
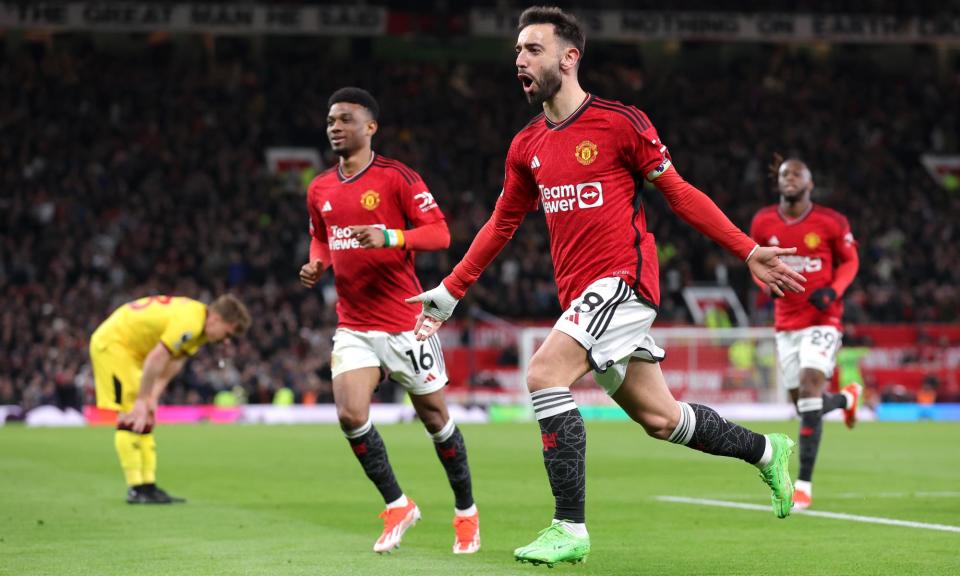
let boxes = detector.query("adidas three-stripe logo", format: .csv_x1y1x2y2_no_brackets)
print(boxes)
585,280,633,340
531,388,577,420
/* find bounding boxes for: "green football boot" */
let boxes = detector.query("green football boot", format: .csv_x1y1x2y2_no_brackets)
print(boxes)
514,522,590,567
758,433,795,518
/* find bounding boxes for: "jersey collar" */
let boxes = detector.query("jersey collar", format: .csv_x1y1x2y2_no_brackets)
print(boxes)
544,94,594,131
337,151,376,184
777,202,814,225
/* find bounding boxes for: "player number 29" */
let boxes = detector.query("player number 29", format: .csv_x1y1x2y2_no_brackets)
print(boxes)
405,345,434,375
810,330,836,349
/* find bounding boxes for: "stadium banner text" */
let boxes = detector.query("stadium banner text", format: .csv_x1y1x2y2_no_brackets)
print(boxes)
0,3,386,35
471,10,960,44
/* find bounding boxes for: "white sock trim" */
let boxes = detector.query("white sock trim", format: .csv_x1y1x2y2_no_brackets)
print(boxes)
430,418,456,443
756,435,774,468
455,504,477,517
531,387,577,420
797,397,824,413
667,402,696,445
841,390,854,408
794,479,812,496
553,519,588,538
343,419,372,439
386,494,409,509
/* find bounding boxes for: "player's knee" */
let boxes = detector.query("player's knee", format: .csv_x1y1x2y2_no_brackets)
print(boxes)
337,408,368,432
625,409,675,440
418,408,447,434
798,373,824,398
642,415,676,440
525,362,554,393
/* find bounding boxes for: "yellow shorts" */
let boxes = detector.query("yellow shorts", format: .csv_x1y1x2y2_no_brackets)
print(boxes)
90,339,142,413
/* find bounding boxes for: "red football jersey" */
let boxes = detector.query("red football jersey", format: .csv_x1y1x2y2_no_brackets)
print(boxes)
750,204,857,331
497,95,672,309
307,153,445,332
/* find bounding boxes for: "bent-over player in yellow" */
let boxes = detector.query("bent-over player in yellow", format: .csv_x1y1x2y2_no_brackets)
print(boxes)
90,294,251,504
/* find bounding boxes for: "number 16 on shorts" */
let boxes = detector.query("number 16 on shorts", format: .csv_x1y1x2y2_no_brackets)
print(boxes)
331,329,448,395
405,344,434,375
396,332,447,395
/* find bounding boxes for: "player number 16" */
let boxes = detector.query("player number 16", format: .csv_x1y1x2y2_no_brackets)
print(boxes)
405,345,435,375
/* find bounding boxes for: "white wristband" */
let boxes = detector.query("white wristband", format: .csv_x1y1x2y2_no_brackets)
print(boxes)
745,244,759,262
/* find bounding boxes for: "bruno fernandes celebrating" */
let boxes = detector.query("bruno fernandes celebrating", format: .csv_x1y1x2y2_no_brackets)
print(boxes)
407,7,806,566
301,88,479,555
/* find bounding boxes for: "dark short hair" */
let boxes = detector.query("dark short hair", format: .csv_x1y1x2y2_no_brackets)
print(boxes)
518,6,586,56
327,87,379,121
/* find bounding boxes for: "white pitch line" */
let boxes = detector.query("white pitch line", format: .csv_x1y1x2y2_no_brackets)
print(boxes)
693,491,960,501
834,491,960,499
656,496,960,534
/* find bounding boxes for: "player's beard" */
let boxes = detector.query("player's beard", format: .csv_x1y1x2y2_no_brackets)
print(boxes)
526,64,562,106
780,185,809,205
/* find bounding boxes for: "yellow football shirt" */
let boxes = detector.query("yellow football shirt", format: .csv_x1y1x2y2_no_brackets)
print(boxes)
91,296,209,363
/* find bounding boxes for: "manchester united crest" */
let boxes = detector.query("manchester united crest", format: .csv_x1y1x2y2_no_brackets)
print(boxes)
360,190,380,210
804,232,821,249
575,140,598,166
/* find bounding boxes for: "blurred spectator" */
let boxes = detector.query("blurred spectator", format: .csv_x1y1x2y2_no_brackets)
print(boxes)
917,375,939,405
2,33,958,407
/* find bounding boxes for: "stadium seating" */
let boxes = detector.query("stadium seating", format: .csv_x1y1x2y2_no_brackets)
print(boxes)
2,37,957,408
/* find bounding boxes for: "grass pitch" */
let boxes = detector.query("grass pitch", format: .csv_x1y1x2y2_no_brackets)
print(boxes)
1,420,958,575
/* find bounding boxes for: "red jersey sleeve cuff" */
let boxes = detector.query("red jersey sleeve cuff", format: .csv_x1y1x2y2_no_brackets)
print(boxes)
442,275,468,300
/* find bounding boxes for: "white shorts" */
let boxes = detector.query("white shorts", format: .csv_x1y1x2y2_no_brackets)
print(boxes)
331,328,448,396
775,326,842,390
554,277,665,396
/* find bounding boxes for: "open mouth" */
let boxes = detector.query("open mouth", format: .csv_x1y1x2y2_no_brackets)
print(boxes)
517,73,535,92
330,136,345,146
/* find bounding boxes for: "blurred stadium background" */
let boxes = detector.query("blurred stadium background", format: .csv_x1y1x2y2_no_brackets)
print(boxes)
2,2,959,575
4,1,959,423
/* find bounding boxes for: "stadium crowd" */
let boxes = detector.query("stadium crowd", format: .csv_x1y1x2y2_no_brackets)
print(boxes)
2,36,958,408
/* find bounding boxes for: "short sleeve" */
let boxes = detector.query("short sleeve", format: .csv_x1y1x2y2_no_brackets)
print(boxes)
623,108,673,182
160,314,204,358
397,168,445,227
499,136,540,213
307,180,328,242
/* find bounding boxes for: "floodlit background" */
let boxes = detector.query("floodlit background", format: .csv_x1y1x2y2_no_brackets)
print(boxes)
1,3,958,575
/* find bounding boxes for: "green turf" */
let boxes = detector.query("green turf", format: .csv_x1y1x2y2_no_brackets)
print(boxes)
1,421,958,575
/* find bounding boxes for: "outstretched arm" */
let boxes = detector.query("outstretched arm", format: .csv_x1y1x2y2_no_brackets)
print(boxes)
407,137,538,339
654,166,806,296
445,203,526,298
406,201,528,340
